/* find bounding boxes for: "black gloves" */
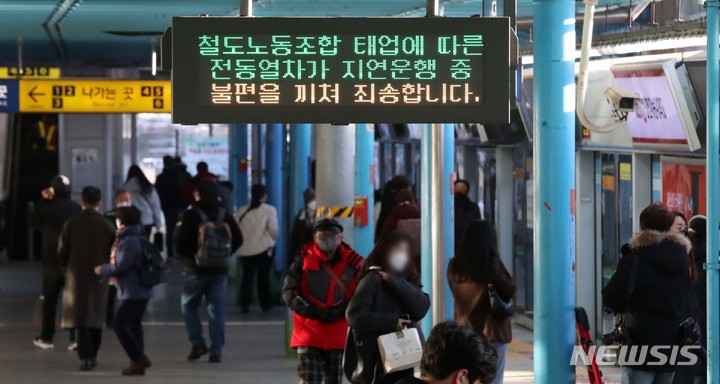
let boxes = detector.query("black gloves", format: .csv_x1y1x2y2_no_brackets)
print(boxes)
289,295,346,323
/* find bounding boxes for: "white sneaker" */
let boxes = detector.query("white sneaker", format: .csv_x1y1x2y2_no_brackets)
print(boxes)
67,342,78,351
33,337,54,350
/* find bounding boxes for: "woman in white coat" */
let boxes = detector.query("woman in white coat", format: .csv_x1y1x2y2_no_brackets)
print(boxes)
124,165,165,238
235,184,278,313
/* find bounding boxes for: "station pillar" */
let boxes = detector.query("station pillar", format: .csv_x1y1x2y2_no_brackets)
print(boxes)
315,124,355,246
420,124,454,336
230,124,251,208
353,124,375,258
705,1,720,381
266,124,286,272
533,0,576,381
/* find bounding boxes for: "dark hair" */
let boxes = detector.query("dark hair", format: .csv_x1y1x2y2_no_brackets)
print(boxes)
81,186,102,207
673,211,687,225
197,161,209,172
162,155,173,167
450,220,501,284
250,184,267,209
395,189,415,205
114,188,129,199
454,179,471,193
639,202,675,232
196,179,219,208
359,230,419,285
126,165,153,194
421,321,498,384
116,206,142,226
376,175,412,240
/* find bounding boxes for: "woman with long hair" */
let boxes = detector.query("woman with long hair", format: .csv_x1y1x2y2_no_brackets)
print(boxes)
345,230,430,384
448,220,516,384
124,165,164,238
235,184,278,313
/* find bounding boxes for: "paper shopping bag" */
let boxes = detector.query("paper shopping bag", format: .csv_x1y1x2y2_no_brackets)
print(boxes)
377,327,423,373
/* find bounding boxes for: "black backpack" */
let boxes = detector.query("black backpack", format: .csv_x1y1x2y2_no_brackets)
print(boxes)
137,238,167,287
194,208,233,269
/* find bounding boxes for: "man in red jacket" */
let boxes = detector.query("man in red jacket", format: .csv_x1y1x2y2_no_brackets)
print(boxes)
283,218,364,384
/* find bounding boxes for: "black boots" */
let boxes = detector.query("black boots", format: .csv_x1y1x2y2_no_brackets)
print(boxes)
80,358,97,371
121,355,152,376
187,345,209,361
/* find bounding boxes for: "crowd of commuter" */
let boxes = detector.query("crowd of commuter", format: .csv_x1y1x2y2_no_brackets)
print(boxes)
28,164,510,383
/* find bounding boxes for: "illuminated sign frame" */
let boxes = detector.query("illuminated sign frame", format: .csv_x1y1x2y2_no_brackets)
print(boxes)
170,17,511,124
19,80,171,113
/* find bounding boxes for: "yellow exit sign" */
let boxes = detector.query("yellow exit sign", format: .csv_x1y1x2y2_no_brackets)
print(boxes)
0,67,61,79
19,80,171,113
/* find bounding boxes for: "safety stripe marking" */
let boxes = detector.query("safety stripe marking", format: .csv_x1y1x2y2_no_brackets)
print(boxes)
316,206,354,218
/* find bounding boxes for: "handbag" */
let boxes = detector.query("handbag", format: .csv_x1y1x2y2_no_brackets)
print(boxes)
344,329,381,384
488,283,514,319
377,327,423,374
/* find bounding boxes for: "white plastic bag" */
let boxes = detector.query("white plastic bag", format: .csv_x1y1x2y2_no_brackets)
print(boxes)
377,327,423,373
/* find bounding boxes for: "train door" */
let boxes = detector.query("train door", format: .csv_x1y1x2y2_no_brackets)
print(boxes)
512,145,533,319
598,153,633,335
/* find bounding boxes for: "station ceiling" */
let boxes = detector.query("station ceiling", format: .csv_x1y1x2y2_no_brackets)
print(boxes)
0,0,635,67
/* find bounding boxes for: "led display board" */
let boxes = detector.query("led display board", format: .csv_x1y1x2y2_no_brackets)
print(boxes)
170,17,512,124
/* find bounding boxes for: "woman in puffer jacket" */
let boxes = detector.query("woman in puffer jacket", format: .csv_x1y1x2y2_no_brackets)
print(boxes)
95,206,154,376
603,202,693,384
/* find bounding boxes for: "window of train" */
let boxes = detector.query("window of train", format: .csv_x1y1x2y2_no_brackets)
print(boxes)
135,113,230,182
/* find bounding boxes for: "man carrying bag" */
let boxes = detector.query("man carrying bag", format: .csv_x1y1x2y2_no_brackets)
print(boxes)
283,219,364,384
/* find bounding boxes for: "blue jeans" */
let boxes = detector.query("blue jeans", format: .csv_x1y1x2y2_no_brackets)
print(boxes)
181,274,227,356
490,341,507,384
621,366,674,384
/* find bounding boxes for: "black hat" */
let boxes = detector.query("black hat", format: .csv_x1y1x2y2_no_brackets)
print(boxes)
50,175,71,198
689,215,707,240
313,218,343,233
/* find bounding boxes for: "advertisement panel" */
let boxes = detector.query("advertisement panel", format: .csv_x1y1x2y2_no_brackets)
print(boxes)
661,156,705,219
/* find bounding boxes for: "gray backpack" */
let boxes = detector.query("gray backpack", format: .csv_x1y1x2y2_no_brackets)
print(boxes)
194,208,232,269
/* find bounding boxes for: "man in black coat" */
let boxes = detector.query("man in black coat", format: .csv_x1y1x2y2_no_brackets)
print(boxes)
59,186,116,371
30,175,81,350
155,155,185,259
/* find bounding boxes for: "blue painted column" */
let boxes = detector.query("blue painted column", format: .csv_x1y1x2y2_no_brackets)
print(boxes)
442,124,455,321
266,124,285,272
533,0,576,381
230,124,251,208
289,124,312,237
354,124,375,258
706,2,720,382
420,124,434,337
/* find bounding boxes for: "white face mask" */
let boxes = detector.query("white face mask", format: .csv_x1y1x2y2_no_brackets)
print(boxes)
388,252,410,273
307,200,317,211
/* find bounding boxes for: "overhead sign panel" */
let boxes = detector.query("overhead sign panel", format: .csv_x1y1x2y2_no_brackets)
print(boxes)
0,67,61,79
19,80,171,113
170,17,512,124
0,80,19,112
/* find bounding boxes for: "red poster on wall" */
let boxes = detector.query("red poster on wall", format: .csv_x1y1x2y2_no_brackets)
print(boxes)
661,157,706,220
